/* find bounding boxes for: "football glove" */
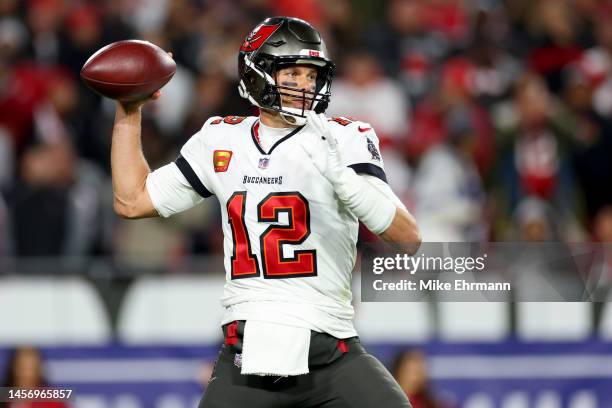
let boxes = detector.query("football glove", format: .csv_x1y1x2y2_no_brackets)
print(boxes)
303,111,396,234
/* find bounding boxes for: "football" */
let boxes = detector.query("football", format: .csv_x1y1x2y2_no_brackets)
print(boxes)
80,40,176,102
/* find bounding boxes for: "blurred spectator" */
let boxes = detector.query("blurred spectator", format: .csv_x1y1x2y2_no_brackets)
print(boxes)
408,58,494,173
328,49,409,142
561,63,612,223
511,197,586,300
159,0,204,74
392,349,453,408
581,4,612,118
412,106,487,242
513,196,560,241
9,140,108,258
0,192,11,257
525,0,585,93
493,72,579,236
58,3,103,75
319,0,362,54
0,1,28,65
512,197,590,302
585,205,612,295
593,206,612,243
181,71,252,142
422,0,470,46
468,6,523,107
125,0,169,36
270,0,325,28
25,0,64,64
469,35,523,107
366,0,450,102
0,128,14,190
1,346,68,408
99,0,137,44
0,62,49,154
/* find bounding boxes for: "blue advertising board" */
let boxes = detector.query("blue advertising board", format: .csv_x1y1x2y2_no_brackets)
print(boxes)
1,340,611,408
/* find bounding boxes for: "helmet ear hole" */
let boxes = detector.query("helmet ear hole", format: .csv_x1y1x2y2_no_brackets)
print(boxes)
262,86,277,106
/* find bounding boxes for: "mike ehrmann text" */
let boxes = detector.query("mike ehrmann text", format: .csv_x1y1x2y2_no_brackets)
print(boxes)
373,279,511,291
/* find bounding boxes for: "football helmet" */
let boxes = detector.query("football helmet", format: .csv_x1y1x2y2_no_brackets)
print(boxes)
238,16,335,125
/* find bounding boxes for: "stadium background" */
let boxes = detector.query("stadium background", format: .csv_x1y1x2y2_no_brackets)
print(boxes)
1,0,612,407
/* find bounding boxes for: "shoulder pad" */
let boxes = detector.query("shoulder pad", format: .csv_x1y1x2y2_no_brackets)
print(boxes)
327,116,357,127
204,116,223,127
327,116,373,134
201,116,256,136
209,115,250,126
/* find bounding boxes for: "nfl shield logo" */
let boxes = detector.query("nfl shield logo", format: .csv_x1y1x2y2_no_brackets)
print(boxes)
234,353,242,368
258,157,270,169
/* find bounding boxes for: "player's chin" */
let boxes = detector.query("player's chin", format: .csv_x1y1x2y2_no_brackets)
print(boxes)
283,100,308,111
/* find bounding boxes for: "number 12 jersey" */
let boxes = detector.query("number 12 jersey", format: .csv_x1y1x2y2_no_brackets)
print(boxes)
146,115,387,338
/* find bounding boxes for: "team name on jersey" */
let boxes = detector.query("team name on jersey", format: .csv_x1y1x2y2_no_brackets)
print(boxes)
243,175,283,185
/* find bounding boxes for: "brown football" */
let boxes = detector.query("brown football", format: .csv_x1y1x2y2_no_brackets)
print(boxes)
80,40,176,102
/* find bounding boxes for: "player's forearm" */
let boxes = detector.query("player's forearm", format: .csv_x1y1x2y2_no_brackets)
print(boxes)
360,175,421,250
111,104,156,218
380,207,421,253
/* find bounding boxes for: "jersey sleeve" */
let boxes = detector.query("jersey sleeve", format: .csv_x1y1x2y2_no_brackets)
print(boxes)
146,162,203,218
362,174,406,210
334,119,387,183
145,117,219,218
174,117,219,198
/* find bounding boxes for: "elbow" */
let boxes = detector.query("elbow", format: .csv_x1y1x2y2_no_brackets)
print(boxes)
405,227,422,255
392,224,421,255
113,198,141,219
380,212,421,254
407,216,422,247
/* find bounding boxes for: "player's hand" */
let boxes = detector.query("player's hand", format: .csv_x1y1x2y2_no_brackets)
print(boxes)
303,111,345,186
118,90,161,114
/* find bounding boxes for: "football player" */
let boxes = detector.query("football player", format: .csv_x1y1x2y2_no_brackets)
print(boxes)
111,16,420,408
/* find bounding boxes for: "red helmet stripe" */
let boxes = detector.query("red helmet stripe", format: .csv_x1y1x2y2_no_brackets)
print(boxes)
240,23,282,52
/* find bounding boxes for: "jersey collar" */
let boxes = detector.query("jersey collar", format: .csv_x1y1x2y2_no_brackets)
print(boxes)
250,119,305,155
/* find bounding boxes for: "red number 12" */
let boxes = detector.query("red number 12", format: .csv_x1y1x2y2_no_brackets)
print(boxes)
227,192,317,279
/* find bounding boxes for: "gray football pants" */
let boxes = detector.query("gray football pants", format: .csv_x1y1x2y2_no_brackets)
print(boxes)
198,337,413,408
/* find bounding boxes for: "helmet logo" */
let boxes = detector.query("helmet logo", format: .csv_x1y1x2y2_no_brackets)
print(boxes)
240,23,282,52
299,49,327,59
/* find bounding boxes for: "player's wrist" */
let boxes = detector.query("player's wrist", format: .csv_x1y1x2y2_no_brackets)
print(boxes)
116,101,142,116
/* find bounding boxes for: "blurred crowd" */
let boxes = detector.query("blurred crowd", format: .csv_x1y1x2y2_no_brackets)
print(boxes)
1,0,612,270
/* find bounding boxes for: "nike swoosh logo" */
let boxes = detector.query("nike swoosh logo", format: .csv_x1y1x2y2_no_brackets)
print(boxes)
358,126,372,132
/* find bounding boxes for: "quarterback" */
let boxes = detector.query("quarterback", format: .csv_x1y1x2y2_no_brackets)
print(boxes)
112,16,420,408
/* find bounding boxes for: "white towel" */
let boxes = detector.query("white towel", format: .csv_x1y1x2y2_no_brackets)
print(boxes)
241,320,311,376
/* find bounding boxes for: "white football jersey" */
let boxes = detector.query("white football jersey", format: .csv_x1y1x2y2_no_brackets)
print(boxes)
146,115,387,338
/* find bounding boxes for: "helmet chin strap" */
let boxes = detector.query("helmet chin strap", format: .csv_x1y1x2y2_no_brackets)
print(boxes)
280,107,309,126
259,107,308,127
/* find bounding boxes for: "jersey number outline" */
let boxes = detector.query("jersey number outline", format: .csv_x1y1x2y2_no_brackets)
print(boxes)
227,192,317,279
